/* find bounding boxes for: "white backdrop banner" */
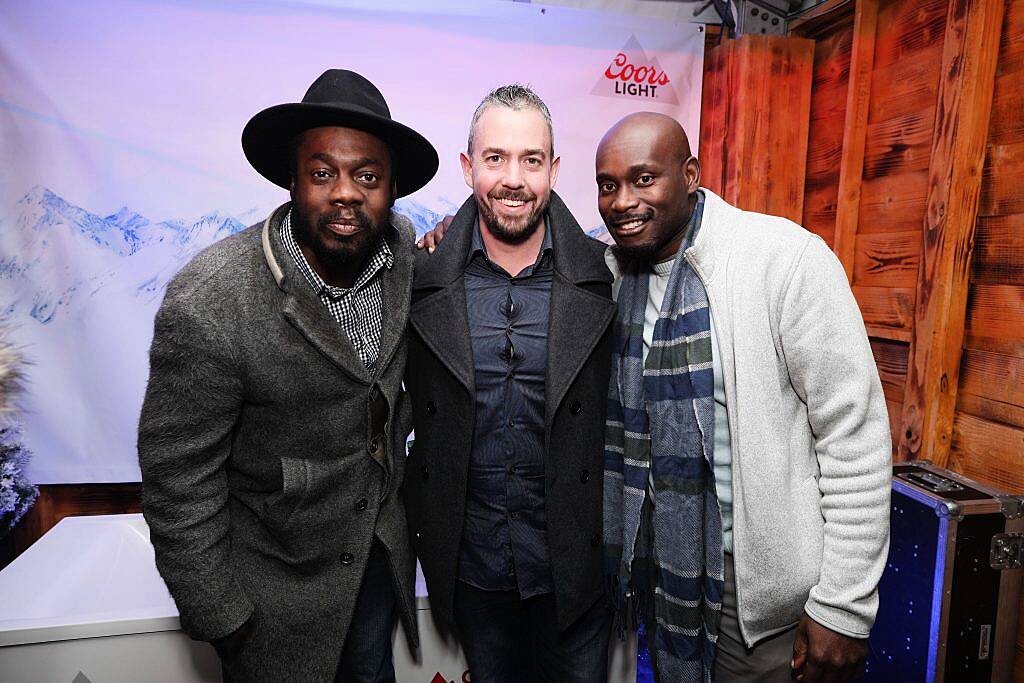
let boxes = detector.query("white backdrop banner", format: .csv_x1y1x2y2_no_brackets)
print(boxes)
0,0,704,483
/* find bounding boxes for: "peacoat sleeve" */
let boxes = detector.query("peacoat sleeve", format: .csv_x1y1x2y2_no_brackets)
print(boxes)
778,235,892,639
138,286,254,642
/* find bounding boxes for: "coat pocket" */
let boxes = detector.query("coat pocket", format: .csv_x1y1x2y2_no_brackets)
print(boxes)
265,456,308,531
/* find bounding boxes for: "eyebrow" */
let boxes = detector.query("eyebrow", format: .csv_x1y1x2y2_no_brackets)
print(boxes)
480,147,548,160
309,153,384,168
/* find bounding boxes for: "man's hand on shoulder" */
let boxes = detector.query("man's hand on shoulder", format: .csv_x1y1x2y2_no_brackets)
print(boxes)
791,612,869,682
415,214,455,253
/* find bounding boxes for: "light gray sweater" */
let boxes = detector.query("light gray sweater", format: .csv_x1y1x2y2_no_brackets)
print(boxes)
609,188,892,646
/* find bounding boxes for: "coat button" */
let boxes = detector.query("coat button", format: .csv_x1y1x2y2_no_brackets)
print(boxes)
354,498,368,512
367,437,380,455
340,552,354,565
590,534,601,548
426,401,437,416
570,400,582,414
579,469,590,484
414,532,422,543
421,465,429,480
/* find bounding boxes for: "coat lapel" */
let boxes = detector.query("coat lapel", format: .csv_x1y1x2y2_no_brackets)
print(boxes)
544,193,616,431
374,211,415,377
261,203,370,385
408,197,478,396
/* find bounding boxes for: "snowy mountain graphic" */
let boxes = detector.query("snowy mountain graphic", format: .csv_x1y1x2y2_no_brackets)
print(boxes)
0,186,462,486
0,187,454,325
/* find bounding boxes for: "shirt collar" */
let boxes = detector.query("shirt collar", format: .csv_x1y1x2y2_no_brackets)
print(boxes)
281,209,393,299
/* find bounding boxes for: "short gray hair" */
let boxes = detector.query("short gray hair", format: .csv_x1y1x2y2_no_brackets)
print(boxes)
467,84,554,157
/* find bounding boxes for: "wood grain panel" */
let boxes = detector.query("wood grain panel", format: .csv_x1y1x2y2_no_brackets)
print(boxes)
832,0,880,280
957,348,1024,427
853,285,915,331
723,36,814,223
988,80,1024,148
867,44,943,123
863,107,935,179
964,283,1024,356
885,399,903,452
980,140,1024,217
972,214,1024,285
871,0,947,71
699,40,731,198
948,412,1024,493
898,0,1006,464
871,337,910,403
858,170,929,234
853,230,921,288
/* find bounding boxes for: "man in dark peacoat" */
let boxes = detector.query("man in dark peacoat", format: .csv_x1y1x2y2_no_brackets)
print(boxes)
402,84,616,682
138,70,439,682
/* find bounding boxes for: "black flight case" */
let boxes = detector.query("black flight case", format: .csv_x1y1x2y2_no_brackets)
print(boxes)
863,461,1023,682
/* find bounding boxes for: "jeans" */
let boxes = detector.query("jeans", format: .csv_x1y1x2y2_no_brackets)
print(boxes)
335,540,398,683
453,580,612,683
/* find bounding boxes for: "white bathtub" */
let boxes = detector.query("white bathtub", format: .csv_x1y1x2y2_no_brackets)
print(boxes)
0,514,636,682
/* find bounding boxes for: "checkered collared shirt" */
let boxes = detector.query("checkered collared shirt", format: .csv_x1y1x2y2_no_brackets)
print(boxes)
281,210,393,371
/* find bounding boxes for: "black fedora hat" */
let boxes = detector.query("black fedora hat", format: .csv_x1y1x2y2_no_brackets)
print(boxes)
242,69,438,197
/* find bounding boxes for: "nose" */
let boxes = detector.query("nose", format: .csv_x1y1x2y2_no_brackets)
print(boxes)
329,176,362,205
610,186,638,214
502,162,525,189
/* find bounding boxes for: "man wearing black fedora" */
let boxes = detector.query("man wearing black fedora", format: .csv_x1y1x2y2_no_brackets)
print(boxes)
139,69,438,682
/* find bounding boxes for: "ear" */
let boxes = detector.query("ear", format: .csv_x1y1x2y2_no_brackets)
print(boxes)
549,155,561,189
460,151,474,188
685,156,701,193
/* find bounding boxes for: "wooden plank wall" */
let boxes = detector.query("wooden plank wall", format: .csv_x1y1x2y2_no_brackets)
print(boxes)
698,35,815,222
953,5,1024,675
794,0,1022,675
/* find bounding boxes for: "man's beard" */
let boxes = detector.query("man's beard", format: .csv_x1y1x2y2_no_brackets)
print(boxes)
479,190,548,244
607,211,663,263
292,205,384,272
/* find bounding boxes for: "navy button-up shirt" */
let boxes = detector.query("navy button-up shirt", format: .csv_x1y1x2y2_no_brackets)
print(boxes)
458,220,554,598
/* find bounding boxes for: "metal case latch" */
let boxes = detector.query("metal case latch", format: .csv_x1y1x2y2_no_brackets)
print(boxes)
996,494,1024,520
990,533,1024,570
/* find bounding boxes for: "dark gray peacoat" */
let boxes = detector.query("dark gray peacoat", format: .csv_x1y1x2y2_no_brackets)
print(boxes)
401,192,615,633
138,203,417,682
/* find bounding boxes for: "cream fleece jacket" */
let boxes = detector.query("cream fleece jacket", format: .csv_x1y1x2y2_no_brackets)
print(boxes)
608,187,891,646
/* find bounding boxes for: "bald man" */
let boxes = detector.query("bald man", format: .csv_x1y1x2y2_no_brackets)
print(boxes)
596,113,891,683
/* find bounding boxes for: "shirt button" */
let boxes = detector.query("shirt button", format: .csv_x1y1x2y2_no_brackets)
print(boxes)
579,469,590,484
340,552,354,565
507,418,515,428
507,463,518,474
510,512,519,520
354,498,368,512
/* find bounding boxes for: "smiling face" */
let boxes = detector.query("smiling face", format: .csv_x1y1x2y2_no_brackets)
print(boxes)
595,113,700,262
289,126,395,287
461,105,560,244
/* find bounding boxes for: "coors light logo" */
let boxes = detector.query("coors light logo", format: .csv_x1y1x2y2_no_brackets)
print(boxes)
591,35,679,104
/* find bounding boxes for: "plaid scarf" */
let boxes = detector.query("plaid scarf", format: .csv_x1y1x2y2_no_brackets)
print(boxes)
603,197,723,681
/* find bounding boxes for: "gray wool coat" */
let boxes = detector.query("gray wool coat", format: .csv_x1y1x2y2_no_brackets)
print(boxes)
401,192,616,633
138,203,417,682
